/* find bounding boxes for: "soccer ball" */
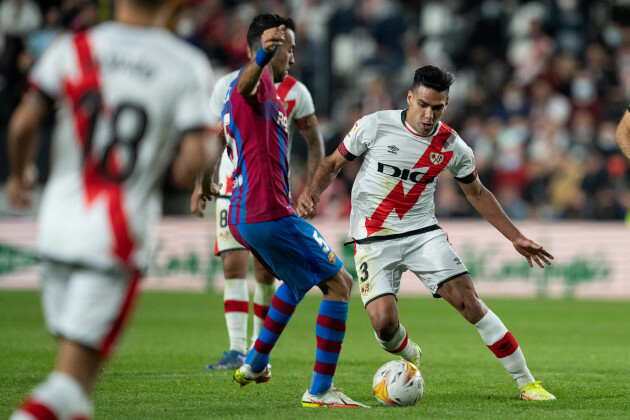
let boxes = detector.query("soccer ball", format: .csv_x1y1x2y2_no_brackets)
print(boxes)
372,359,424,407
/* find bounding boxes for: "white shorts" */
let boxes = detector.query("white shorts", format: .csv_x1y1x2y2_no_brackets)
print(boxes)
353,228,468,306
215,197,246,255
41,260,140,357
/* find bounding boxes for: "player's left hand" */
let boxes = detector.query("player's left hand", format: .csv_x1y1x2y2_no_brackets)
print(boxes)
296,186,319,219
512,236,554,268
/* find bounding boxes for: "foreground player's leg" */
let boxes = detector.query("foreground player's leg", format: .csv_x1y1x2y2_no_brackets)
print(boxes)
251,257,276,349
234,283,298,385
438,274,555,400
12,265,141,419
365,295,422,368
11,340,95,420
302,269,368,408
207,251,249,371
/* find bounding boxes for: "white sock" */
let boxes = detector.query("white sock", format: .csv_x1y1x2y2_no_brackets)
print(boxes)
10,371,92,420
374,323,419,363
475,309,535,388
251,282,275,348
224,278,249,354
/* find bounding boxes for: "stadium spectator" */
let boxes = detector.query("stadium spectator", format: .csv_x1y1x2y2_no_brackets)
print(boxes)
27,6,63,61
1,0,629,220
298,65,556,401
191,14,325,372
616,106,630,160
0,0,42,38
195,13,367,408
6,0,219,418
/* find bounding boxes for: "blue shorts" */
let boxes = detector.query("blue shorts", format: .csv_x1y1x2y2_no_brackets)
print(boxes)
229,214,343,301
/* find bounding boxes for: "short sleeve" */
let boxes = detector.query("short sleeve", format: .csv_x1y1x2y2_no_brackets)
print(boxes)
174,54,217,133
291,82,315,120
209,72,235,119
28,34,71,100
338,114,376,161
448,132,477,183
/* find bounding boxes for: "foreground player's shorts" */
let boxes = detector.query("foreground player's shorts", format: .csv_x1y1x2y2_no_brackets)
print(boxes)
229,214,343,301
41,260,140,357
215,196,246,255
354,228,469,307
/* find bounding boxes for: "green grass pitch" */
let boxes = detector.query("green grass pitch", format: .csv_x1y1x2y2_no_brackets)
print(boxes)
1,290,629,419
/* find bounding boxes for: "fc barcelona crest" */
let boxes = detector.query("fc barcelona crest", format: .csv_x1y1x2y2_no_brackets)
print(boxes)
430,152,444,165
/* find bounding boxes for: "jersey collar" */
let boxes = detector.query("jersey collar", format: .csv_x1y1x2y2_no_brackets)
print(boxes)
400,109,440,138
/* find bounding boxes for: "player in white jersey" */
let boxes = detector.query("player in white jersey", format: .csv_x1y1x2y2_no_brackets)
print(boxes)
298,65,557,401
5,1,220,418
190,24,324,371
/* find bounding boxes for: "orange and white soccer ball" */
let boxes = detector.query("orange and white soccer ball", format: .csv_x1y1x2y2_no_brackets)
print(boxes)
372,359,424,406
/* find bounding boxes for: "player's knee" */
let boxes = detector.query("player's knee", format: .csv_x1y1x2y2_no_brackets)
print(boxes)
335,269,353,298
254,269,274,285
223,265,246,279
318,268,352,300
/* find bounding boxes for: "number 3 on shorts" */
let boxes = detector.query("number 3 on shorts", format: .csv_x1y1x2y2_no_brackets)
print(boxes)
358,261,369,281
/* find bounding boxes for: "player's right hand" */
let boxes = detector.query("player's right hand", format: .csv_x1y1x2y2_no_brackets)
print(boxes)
261,24,286,53
6,164,37,209
296,186,319,219
190,181,222,218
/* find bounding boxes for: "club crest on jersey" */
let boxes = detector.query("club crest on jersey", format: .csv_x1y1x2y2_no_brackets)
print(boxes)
430,152,444,165
327,251,336,264
360,281,371,296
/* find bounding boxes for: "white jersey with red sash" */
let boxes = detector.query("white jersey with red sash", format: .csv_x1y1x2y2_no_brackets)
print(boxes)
338,110,476,243
29,22,215,271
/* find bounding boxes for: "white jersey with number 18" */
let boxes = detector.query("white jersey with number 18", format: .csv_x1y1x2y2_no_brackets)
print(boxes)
339,110,476,243
29,22,216,271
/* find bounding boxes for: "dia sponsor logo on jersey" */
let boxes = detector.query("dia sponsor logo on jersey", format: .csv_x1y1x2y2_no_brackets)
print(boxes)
377,162,435,184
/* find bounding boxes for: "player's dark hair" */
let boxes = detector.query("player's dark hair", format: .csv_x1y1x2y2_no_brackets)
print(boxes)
412,65,455,93
247,14,296,51
130,0,166,8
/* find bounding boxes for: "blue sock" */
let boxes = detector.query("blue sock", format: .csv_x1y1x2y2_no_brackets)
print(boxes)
246,283,299,373
309,300,348,395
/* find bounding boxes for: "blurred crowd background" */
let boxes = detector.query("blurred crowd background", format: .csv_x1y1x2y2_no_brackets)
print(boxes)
1,0,629,221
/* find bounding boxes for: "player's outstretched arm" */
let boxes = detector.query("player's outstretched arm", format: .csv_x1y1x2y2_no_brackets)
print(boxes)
615,108,630,160
237,25,286,97
458,177,554,268
297,149,349,218
6,90,50,208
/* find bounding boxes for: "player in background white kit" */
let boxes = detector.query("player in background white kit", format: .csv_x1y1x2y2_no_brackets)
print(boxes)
191,17,324,370
5,0,221,418
297,65,557,401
